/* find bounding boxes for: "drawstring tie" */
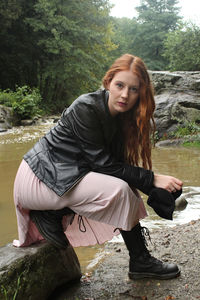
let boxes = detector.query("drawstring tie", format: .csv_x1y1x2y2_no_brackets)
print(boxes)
78,215,86,232
67,212,86,233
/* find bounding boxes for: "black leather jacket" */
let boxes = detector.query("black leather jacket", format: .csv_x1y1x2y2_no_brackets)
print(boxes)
24,89,154,196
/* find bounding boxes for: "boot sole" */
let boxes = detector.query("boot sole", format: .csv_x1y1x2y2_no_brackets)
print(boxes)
129,270,181,280
30,211,69,249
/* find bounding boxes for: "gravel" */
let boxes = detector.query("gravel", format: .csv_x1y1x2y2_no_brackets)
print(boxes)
49,219,200,300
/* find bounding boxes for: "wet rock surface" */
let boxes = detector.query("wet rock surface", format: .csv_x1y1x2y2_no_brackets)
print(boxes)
150,71,200,138
0,105,12,132
0,242,81,300
51,219,200,300
155,136,200,147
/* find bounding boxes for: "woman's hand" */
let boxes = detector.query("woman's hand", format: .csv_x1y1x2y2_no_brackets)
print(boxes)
153,174,183,193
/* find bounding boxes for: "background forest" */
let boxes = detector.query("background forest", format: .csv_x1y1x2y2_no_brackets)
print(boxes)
0,0,200,117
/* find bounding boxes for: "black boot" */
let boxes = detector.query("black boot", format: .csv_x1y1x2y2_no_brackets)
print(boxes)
30,207,75,248
120,223,180,280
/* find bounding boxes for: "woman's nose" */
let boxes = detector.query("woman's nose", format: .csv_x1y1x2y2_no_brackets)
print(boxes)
121,87,129,98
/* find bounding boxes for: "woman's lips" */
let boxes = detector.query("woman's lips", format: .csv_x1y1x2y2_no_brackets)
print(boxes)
118,101,127,107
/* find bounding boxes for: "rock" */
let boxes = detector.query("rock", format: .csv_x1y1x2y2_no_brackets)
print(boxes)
0,127,8,133
20,119,35,126
0,242,81,300
175,196,188,211
0,105,12,132
53,117,59,123
191,79,200,91
150,71,182,94
155,135,200,147
156,139,185,147
150,71,200,138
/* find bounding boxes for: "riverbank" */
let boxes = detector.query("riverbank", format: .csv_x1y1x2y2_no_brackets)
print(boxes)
50,218,200,300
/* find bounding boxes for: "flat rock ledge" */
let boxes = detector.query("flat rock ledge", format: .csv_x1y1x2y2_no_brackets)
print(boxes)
0,242,81,300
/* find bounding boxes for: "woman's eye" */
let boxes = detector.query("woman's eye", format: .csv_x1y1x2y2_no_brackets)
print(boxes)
130,87,138,93
116,83,123,88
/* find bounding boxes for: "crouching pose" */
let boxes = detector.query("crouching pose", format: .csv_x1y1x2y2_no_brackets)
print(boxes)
13,54,183,280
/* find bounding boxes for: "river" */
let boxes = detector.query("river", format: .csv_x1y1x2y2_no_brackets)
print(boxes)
0,121,200,272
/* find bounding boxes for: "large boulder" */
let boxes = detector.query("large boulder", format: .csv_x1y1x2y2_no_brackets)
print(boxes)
0,242,81,300
0,105,12,132
150,71,200,138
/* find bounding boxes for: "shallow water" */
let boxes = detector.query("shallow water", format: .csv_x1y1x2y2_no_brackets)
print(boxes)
0,122,199,272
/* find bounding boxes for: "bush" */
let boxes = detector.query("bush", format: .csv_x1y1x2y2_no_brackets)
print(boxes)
173,122,200,138
0,90,15,107
163,23,200,71
0,86,42,120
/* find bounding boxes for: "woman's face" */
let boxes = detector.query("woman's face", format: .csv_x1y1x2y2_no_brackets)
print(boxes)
107,70,140,116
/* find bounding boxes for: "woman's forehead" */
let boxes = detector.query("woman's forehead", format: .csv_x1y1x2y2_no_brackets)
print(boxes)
112,70,140,86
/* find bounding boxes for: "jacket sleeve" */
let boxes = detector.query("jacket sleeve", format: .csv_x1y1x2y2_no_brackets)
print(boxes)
66,101,154,195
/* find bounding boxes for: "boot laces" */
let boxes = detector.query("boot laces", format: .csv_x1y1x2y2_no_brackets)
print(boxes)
140,226,151,248
140,227,163,265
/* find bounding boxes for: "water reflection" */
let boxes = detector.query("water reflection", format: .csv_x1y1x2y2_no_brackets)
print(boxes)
0,123,200,271
0,123,55,245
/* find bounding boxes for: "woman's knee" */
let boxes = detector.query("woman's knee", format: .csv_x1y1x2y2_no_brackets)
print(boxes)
116,179,133,196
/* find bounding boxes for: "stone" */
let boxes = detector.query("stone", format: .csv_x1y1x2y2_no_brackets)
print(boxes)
175,196,188,211
0,127,8,133
0,105,12,131
20,119,35,126
191,80,200,91
0,242,81,300
150,71,200,138
156,139,185,147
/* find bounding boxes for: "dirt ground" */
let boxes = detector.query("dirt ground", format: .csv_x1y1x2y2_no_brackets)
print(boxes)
50,219,200,300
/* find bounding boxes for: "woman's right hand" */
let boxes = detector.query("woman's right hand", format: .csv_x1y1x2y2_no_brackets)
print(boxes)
153,174,183,193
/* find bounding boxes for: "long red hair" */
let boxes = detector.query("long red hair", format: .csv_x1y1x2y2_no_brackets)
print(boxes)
102,54,155,169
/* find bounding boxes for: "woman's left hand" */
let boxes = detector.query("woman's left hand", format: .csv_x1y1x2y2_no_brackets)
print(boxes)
153,174,183,193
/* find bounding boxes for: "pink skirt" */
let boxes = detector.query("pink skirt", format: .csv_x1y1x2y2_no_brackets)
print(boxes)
13,160,148,247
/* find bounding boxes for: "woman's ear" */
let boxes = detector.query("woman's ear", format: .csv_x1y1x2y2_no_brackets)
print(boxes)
106,83,110,91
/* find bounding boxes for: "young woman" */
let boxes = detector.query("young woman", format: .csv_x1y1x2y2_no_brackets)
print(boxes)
13,54,183,280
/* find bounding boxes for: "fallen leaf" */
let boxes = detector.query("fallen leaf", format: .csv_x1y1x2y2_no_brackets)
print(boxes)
165,296,175,300
185,284,189,289
157,282,161,286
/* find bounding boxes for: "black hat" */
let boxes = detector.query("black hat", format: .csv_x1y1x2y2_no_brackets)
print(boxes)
147,188,182,220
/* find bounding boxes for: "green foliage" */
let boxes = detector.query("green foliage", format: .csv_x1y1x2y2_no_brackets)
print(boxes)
183,141,200,148
0,0,116,112
0,90,15,107
1,285,7,300
0,0,22,33
163,22,200,71
0,0,196,113
173,122,200,138
131,0,181,70
12,86,42,119
1,271,24,300
0,86,42,120
110,17,137,59
111,0,182,70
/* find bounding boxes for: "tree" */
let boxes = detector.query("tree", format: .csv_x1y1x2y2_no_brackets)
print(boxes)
132,0,181,70
0,0,35,89
0,0,115,111
110,17,138,59
0,0,22,32
163,22,200,71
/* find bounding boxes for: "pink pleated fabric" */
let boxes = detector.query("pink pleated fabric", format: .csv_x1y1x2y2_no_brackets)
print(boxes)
13,160,148,247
